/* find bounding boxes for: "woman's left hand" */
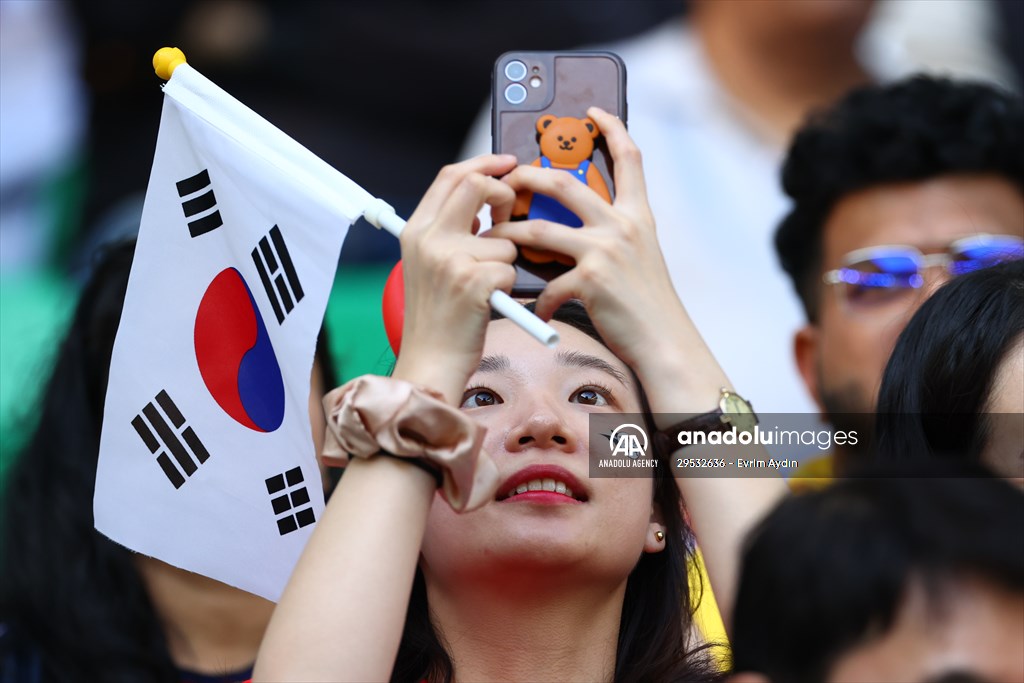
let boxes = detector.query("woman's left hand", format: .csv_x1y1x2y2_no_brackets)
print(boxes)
487,107,722,396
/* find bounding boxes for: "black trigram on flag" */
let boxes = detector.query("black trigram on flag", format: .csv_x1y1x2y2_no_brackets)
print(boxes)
131,390,211,489
265,467,315,535
176,169,223,238
252,225,305,324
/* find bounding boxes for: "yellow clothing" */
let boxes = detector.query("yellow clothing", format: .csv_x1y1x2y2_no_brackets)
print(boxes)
788,452,834,493
689,547,731,669
687,455,836,671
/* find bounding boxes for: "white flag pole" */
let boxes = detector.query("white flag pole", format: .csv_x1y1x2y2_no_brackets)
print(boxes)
362,199,559,347
154,48,559,349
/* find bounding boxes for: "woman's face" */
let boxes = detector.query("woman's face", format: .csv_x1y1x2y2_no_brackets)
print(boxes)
419,319,663,588
982,336,1024,483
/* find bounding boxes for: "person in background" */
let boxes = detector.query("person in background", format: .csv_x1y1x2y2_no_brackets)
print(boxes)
0,240,337,683
728,462,1024,683
775,75,1023,477
874,259,1023,481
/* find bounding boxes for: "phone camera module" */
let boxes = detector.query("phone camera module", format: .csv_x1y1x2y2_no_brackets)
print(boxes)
504,82,528,105
504,60,528,82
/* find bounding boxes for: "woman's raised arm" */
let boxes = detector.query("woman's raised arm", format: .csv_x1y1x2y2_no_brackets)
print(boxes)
253,155,518,682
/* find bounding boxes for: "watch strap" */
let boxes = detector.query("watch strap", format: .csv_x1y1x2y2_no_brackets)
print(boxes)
654,409,729,453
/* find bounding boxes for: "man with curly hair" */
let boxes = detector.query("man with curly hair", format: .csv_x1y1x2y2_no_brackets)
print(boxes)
774,75,1024,473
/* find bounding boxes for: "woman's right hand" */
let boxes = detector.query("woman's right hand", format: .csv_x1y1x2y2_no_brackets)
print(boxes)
392,155,519,404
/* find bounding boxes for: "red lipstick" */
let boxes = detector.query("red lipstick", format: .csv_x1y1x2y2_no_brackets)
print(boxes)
497,464,588,504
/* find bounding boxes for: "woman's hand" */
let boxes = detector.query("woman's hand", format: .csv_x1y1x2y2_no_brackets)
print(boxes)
487,108,727,403
392,155,519,405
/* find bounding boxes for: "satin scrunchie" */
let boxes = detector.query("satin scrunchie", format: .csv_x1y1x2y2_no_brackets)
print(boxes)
322,375,500,512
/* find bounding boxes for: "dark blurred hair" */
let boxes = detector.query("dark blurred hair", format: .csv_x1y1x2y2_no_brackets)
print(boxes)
775,75,1024,322
0,240,338,682
0,241,178,682
730,462,1024,683
390,300,721,683
875,260,1024,463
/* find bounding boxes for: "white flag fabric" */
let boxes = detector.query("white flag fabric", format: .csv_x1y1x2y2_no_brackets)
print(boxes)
94,63,373,601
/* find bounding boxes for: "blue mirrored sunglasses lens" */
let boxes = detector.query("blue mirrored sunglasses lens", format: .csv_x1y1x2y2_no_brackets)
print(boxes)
842,252,921,288
838,269,921,288
951,240,1024,275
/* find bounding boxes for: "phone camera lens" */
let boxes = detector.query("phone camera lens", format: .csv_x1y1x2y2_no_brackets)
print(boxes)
504,60,528,82
504,83,528,105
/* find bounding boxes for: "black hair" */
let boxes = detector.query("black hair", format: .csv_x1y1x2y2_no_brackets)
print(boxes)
729,461,1024,683
774,75,1024,321
390,300,721,683
0,240,339,681
0,240,179,682
874,259,1024,464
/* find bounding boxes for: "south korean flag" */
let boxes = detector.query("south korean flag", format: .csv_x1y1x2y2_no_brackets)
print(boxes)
94,60,373,601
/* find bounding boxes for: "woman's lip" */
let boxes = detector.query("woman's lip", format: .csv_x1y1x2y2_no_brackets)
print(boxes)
499,491,582,505
497,464,588,502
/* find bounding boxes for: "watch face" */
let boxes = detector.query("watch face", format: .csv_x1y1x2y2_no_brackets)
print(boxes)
722,392,757,432
722,393,752,414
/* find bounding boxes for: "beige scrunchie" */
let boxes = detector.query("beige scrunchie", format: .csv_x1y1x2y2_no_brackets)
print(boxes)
322,375,499,512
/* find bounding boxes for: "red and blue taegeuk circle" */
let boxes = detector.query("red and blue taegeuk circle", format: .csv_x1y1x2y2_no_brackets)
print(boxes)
194,268,285,432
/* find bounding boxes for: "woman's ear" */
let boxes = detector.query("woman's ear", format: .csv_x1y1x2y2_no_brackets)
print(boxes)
643,502,667,554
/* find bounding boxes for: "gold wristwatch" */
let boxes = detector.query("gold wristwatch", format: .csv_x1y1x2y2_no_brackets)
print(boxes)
654,387,758,451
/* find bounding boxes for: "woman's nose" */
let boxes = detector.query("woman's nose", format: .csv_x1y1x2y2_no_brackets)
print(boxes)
504,405,578,454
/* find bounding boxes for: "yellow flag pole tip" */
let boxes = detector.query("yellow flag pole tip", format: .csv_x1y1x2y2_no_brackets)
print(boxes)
153,47,187,80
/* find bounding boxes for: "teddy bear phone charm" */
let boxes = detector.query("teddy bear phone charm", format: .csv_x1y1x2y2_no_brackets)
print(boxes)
511,114,612,264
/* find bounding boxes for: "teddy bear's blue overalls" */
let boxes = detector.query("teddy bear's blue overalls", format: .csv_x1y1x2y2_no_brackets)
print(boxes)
527,157,591,228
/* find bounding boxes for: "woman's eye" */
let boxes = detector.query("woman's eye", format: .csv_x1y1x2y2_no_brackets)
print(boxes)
571,388,608,406
460,389,502,409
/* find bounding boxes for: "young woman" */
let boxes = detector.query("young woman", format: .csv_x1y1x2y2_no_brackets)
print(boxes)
253,108,787,682
875,259,1024,480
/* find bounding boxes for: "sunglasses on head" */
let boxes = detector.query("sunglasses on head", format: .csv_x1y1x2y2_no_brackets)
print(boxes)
822,234,1024,310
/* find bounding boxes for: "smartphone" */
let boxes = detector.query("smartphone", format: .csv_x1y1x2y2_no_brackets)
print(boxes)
491,51,627,296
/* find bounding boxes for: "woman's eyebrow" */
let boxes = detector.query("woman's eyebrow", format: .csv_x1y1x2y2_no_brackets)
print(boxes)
476,354,512,374
923,672,992,683
555,350,628,385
